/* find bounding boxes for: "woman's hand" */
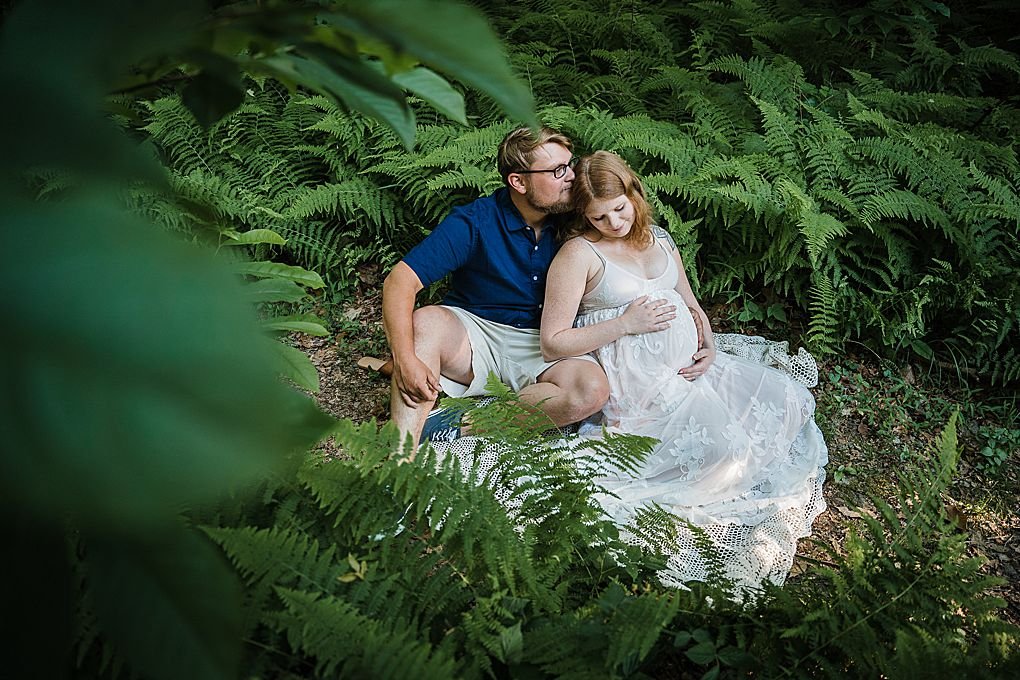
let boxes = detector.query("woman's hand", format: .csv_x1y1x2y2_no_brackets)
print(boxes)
679,342,716,381
619,295,676,335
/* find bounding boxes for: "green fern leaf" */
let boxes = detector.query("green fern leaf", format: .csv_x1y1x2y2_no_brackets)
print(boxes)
273,588,457,679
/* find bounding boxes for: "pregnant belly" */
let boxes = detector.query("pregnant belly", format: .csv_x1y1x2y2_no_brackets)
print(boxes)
607,291,700,375
653,302,700,372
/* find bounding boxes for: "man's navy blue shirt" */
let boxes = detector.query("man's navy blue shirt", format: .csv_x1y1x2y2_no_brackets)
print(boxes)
403,188,562,329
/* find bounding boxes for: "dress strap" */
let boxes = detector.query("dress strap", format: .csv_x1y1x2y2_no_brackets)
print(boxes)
582,238,607,264
579,238,608,300
656,238,671,259
652,225,676,255
582,238,607,276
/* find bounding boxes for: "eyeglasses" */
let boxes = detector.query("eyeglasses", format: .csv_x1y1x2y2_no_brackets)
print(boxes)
514,156,578,179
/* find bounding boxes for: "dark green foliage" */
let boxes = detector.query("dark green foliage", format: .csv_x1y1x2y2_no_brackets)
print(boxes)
127,0,1020,383
2,1,544,678
767,414,1015,676
132,87,402,295
133,85,457,299
462,0,1020,382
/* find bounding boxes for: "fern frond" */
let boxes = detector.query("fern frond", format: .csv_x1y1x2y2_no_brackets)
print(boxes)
521,584,680,678
704,54,805,113
629,504,731,589
802,104,854,192
752,96,802,176
203,525,339,604
859,189,952,236
953,39,1020,78
968,162,1020,223
807,273,842,355
980,347,1020,386
273,588,457,679
773,178,850,264
324,419,548,602
141,97,213,174
425,165,501,195
285,177,399,235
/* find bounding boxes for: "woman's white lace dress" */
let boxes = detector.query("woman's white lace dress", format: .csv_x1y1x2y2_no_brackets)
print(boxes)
432,233,828,592
573,234,828,590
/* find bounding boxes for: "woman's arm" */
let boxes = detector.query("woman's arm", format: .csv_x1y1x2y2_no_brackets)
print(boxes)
540,239,676,360
668,244,716,380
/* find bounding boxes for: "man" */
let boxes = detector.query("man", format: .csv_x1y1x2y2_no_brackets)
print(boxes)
382,127,610,454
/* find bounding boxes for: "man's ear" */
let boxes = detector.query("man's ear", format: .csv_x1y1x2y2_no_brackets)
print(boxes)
507,173,528,195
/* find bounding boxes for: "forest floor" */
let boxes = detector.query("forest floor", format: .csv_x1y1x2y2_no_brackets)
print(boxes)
297,278,1020,627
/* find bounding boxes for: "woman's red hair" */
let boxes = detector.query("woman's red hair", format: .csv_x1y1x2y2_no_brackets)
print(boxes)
566,151,654,247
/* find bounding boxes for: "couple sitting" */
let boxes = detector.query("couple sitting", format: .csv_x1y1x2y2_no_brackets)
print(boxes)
381,127,827,589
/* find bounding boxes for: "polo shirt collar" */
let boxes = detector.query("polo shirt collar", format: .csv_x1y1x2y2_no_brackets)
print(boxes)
496,187,569,234
497,188,531,232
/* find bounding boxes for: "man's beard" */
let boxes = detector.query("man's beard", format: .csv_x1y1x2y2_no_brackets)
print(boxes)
528,196,573,215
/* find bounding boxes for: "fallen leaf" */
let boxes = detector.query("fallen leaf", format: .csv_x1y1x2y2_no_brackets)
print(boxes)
945,503,970,531
836,505,863,519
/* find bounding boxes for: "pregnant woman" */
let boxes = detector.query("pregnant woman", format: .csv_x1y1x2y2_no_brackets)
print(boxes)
541,151,828,590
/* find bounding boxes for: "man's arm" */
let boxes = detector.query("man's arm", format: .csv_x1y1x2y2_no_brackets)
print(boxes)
382,262,439,406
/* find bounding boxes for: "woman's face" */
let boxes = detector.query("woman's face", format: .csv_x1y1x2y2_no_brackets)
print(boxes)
584,193,635,240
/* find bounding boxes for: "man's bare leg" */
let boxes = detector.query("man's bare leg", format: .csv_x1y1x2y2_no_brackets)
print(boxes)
390,306,473,455
450,358,608,439
517,358,610,428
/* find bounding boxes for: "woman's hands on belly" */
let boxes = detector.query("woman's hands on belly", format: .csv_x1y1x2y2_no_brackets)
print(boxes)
615,291,699,375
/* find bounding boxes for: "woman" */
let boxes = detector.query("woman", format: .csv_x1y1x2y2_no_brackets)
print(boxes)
541,151,827,590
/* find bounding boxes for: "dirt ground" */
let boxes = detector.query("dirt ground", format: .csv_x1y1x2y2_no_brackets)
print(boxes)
296,289,1019,627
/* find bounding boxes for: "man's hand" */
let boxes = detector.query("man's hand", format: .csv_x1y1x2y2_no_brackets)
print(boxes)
392,355,440,407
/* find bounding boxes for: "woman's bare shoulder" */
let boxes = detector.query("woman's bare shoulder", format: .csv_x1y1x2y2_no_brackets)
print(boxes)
557,235,598,259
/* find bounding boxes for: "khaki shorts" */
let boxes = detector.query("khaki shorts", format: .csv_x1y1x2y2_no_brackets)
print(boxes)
440,306,597,397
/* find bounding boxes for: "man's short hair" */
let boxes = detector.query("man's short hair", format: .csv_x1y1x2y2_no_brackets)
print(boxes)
497,126,573,186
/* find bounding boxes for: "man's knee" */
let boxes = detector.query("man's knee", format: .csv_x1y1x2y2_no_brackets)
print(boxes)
410,305,473,381
544,361,609,421
411,304,449,331
571,367,610,419
411,305,457,350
